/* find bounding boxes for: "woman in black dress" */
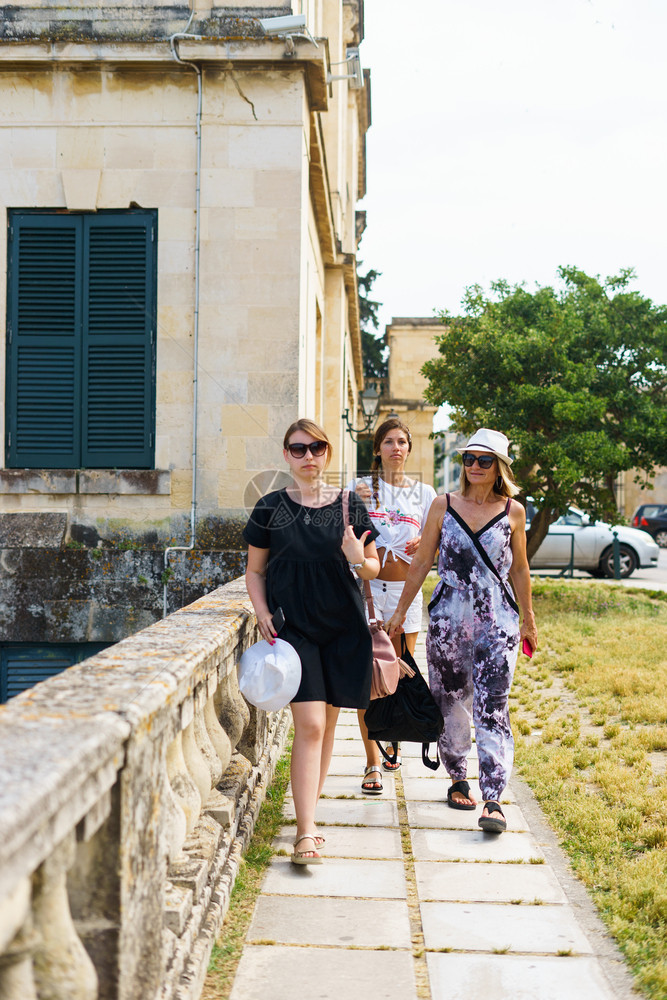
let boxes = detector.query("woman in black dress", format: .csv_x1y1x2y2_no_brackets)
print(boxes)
244,419,380,864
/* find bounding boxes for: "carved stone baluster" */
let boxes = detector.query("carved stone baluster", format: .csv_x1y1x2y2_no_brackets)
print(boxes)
32,833,98,1000
161,744,187,858
181,706,211,810
215,666,249,752
204,689,231,775
166,730,201,836
193,689,223,789
0,879,38,1000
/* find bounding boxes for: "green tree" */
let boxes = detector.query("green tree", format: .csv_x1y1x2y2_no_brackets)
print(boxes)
423,267,667,559
358,262,386,380
357,262,385,471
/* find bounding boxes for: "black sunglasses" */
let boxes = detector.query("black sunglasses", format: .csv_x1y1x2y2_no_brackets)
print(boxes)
287,440,328,458
462,452,495,469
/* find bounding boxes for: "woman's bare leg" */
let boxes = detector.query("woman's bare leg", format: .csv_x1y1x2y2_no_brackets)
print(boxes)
290,700,327,857
317,703,340,797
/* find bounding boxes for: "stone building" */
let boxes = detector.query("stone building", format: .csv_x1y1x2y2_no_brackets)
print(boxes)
0,0,371,692
377,317,439,487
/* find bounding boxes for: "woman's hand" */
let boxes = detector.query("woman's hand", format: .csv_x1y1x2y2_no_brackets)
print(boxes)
341,525,370,564
404,535,421,556
354,481,373,502
385,609,406,638
520,613,538,654
257,611,278,645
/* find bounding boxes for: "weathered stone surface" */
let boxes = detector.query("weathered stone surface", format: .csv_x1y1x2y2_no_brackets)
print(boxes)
78,470,170,495
217,754,253,807
0,470,76,494
0,544,247,643
0,512,67,549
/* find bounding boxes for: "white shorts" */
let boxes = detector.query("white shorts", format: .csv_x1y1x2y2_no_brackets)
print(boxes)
365,578,423,634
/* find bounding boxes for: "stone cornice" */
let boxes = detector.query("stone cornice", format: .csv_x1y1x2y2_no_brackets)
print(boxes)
0,35,329,109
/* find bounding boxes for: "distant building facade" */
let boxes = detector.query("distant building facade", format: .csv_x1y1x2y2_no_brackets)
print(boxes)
0,1,371,685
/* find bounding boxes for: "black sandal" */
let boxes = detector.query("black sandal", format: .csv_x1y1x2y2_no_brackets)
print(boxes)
478,800,506,834
447,780,476,811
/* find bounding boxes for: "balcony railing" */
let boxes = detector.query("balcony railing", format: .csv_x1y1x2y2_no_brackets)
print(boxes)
0,576,289,1000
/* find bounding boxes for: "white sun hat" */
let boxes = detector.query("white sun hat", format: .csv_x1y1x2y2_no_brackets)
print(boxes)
458,428,513,465
238,638,302,712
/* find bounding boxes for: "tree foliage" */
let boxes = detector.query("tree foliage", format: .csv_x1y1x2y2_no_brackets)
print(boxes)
358,263,387,380
423,267,667,558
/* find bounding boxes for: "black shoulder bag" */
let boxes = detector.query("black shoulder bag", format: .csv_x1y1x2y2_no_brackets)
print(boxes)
364,634,443,771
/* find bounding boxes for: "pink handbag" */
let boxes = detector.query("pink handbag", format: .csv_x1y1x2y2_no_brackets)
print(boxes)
341,490,403,700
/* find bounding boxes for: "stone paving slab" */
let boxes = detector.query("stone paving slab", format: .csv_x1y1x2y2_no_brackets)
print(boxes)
325,754,371,775
415,861,567,904
288,772,397,800
411,827,545,863
427,953,618,1000
275,825,403,859
261,856,408,899
246,896,413,948
332,736,362,755
402,774,515,800
401,758,480,780
230,945,418,1000
406,800,527,831
421,900,593,953
282,797,399,827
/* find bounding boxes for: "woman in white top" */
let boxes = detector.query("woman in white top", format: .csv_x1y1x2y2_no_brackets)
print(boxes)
347,417,437,793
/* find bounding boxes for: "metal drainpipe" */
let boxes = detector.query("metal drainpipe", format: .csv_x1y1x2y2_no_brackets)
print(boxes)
163,31,203,618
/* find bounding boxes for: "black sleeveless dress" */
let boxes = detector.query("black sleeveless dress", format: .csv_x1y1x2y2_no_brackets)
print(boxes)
243,489,379,707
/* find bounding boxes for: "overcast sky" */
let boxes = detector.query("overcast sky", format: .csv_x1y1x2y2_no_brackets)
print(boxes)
359,0,667,338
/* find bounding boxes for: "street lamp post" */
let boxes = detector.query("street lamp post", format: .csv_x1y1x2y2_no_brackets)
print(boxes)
341,383,381,442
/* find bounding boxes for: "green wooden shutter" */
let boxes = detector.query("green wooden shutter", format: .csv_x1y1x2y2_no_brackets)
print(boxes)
0,643,110,702
6,215,82,468
82,214,156,468
6,210,156,470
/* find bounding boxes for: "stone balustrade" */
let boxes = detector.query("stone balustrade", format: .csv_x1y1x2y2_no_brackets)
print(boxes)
0,577,290,1000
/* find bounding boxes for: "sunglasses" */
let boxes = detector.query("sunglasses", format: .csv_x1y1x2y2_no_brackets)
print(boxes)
462,452,495,469
287,440,328,458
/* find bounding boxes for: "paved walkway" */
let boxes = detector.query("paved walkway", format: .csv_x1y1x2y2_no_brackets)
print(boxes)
229,631,638,1000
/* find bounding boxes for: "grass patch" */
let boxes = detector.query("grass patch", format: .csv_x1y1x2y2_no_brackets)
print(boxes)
511,580,667,1000
202,740,292,1000
422,571,438,606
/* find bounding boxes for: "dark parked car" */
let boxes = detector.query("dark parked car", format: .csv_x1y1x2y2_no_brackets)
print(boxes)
631,504,667,548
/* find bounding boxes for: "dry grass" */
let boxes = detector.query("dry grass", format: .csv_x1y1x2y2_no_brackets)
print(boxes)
511,580,667,1000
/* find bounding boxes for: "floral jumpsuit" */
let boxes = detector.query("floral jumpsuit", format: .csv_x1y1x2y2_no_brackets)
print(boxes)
426,496,520,801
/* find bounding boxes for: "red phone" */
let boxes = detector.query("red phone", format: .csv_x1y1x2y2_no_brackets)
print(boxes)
522,638,533,658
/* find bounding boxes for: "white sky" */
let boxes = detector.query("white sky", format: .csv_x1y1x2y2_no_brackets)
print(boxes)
358,0,667,335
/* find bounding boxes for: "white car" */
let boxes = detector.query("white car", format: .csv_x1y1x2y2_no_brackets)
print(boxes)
527,503,660,579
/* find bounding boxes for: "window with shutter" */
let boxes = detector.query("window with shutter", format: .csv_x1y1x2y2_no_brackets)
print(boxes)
6,210,157,469
0,643,110,702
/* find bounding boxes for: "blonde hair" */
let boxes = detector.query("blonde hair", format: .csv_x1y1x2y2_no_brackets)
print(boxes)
283,418,332,469
460,455,521,499
371,418,412,510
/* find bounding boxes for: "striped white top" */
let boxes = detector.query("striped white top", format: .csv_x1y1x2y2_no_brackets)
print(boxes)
345,476,437,567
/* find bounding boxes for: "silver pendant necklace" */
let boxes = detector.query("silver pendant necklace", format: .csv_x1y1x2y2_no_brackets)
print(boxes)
303,509,312,525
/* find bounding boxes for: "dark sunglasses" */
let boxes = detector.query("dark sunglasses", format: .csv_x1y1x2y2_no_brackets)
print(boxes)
287,440,328,458
462,452,495,469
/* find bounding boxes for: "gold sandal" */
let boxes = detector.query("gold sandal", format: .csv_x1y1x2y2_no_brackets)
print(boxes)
291,833,323,865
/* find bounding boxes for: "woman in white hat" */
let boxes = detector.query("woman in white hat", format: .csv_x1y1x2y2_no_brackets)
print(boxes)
386,428,537,834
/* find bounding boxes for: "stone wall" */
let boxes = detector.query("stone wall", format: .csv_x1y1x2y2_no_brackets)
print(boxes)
0,575,290,1000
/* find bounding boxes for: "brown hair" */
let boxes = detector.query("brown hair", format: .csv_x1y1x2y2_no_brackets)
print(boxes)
283,418,332,469
370,417,412,509
460,454,521,499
